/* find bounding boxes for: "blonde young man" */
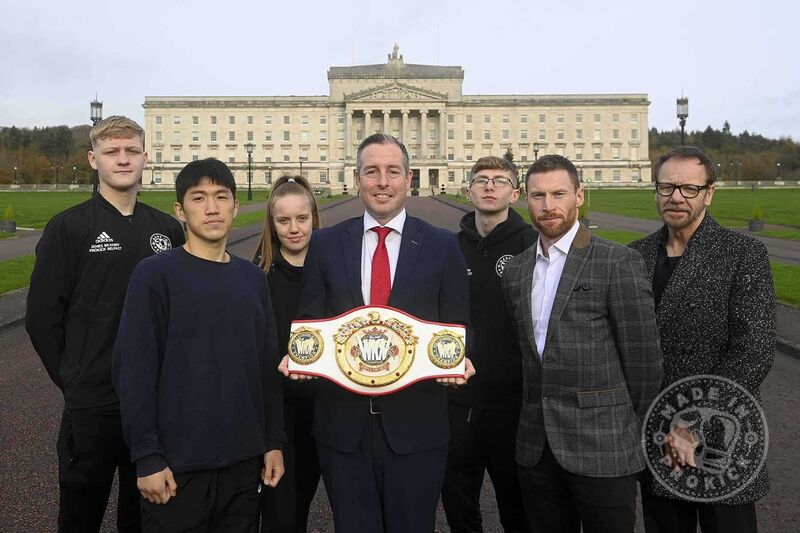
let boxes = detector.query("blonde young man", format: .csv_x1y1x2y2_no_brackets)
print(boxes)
26,116,184,533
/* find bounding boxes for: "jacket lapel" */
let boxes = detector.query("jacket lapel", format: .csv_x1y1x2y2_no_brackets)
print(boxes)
543,224,592,352
389,216,422,307
343,218,365,307
518,247,543,363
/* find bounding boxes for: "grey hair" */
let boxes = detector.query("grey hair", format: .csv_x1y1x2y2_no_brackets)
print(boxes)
356,133,410,175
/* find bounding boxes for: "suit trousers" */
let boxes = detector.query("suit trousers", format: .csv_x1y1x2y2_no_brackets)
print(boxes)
141,456,262,533
316,412,448,533
442,403,528,532
56,409,141,533
517,441,638,533
641,492,758,533
260,396,321,533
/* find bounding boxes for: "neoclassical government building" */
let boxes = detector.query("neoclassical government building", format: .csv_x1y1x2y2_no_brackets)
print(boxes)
143,46,651,192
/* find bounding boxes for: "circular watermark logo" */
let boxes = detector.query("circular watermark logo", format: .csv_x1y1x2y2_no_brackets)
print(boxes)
642,375,768,502
495,254,513,277
150,233,173,253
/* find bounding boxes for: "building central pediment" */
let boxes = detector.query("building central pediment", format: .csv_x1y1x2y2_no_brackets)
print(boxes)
345,82,447,103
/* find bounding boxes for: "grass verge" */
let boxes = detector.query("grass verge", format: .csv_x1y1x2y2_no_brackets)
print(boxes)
0,255,35,295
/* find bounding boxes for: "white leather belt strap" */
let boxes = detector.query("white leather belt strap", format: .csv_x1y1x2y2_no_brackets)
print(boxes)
288,305,466,396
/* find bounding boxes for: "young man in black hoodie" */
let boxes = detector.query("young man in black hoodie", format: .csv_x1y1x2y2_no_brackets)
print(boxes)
443,156,537,533
26,116,185,533
112,159,285,532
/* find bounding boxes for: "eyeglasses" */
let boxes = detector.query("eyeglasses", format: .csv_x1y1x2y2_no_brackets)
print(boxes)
655,182,710,199
470,176,514,189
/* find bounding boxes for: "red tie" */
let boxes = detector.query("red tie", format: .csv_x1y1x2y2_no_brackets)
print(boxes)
370,227,392,306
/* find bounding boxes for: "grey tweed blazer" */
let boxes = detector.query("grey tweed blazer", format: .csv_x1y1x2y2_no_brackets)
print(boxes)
630,214,775,504
502,223,663,477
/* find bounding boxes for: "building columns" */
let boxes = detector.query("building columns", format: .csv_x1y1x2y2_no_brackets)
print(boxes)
401,110,409,144
382,109,390,134
439,110,447,158
420,109,428,159
345,110,354,160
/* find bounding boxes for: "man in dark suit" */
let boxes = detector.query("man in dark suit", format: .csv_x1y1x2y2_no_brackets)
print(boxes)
501,154,662,533
280,133,474,533
630,146,775,533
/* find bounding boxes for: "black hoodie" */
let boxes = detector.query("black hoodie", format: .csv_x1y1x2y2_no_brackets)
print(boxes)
448,208,537,411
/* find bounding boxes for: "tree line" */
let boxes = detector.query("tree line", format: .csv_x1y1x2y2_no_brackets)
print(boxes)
1,122,799,185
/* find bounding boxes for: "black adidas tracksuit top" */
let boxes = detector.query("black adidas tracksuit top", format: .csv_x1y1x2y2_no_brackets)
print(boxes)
26,194,184,411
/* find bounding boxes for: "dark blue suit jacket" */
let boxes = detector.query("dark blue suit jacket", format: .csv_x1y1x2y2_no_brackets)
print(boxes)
297,214,469,454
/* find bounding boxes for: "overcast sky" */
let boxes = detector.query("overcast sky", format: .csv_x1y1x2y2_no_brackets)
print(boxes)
1,0,798,140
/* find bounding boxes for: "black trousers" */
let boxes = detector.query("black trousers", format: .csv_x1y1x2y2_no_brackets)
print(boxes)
141,456,262,533
442,403,528,533
517,442,638,533
260,397,320,533
317,414,448,533
642,492,758,533
56,409,141,533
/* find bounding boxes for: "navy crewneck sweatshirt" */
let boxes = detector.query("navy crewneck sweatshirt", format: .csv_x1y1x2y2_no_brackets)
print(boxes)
113,246,285,476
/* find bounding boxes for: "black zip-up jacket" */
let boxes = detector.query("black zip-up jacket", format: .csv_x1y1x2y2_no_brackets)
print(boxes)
448,208,537,411
26,194,184,411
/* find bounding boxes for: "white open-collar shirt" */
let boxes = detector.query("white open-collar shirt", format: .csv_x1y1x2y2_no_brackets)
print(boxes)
531,219,580,358
360,209,406,305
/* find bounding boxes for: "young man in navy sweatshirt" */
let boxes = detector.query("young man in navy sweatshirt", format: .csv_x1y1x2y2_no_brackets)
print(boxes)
113,158,285,532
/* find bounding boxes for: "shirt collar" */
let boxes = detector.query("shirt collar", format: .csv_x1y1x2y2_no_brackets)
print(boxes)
536,219,580,259
363,209,406,235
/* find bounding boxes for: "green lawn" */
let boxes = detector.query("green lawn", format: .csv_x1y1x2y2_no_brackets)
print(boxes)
771,262,800,307
0,191,265,229
0,255,35,295
583,188,800,229
0,231,17,240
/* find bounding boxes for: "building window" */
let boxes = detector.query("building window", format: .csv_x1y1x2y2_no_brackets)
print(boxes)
632,169,641,182
575,146,583,160
338,114,345,124
337,131,345,141
283,153,290,162
593,146,601,160
301,116,309,125
300,131,309,142
229,116,235,125
155,131,163,142
484,130,491,141
228,152,235,163
465,148,473,161
320,131,327,141
283,131,290,141
594,170,602,181
612,145,620,159
320,171,328,183
556,145,565,156
631,129,639,140
173,116,181,125
155,116,162,125
538,129,546,141
576,113,583,123
593,129,601,141
155,151,162,163
447,152,454,161
521,129,528,141
557,114,564,123
265,115,272,125
410,130,418,141
172,132,181,143
538,114,546,123
613,170,621,181
465,130,473,141
229,131,236,142
520,114,528,124
447,114,454,124
247,116,254,125
576,129,583,140
320,116,327,125
283,115,290,125
630,113,639,123
502,129,509,140
320,149,327,162
612,113,620,123
557,129,565,141
465,114,472,124
594,113,601,123
448,171,455,182
192,116,198,125
210,116,217,125
484,115,491,124
300,148,308,162
210,131,217,142
448,129,454,140
247,131,254,142
192,131,199,142
265,131,272,141
191,150,199,162
502,114,509,124
173,152,181,162
154,173,162,184
612,129,619,140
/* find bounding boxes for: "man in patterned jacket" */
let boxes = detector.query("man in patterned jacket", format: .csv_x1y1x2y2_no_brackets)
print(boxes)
501,154,662,533
630,146,775,533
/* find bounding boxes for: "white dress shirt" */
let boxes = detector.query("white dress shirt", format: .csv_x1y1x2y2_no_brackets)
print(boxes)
530,219,581,358
361,209,406,304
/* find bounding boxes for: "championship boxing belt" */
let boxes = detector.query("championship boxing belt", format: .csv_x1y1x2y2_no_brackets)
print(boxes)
288,305,466,396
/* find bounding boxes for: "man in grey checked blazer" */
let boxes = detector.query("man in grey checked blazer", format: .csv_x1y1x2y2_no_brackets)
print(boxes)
501,155,663,533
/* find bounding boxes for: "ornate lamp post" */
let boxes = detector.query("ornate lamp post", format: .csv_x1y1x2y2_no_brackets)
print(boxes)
776,162,782,181
245,143,254,201
13,166,18,184
72,166,77,184
676,97,689,145
533,142,540,161
90,98,103,195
